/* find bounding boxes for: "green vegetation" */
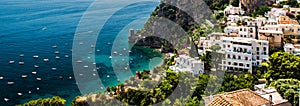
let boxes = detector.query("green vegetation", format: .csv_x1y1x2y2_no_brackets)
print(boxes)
17,96,66,106
203,0,230,10
230,0,240,7
264,52,300,81
279,0,300,8
269,79,300,106
252,6,270,17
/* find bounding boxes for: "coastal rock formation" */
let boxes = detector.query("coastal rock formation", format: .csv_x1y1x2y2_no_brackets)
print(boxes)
240,0,275,15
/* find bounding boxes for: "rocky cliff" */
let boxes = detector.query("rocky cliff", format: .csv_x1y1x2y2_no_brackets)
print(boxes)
240,0,275,15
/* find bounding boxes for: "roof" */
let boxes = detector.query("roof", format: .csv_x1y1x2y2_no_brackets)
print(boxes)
207,89,272,106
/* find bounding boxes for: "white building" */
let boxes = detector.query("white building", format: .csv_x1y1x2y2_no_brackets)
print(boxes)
169,55,204,75
265,8,287,21
238,26,256,39
199,33,269,73
224,5,245,16
246,16,267,27
227,15,241,26
254,84,291,106
284,43,300,56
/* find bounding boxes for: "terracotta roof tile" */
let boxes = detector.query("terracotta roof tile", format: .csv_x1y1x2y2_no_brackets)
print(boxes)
207,89,272,106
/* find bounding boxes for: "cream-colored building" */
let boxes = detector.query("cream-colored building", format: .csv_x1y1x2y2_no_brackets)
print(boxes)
199,33,269,73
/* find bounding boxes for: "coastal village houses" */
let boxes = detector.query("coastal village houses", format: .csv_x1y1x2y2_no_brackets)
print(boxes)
169,54,205,76
198,33,269,73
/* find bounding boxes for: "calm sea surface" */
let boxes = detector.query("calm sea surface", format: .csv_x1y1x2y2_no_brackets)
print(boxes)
0,0,159,105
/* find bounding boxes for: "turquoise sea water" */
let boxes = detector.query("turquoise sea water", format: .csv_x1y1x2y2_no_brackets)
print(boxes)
0,0,160,105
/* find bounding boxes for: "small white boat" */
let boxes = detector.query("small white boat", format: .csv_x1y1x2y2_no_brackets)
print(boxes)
125,67,128,70
18,62,25,65
33,55,39,59
21,75,28,78
76,60,82,63
52,45,57,48
34,65,39,68
68,76,72,79
0,77,3,80
36,78,42,81
9,61,14,64
100,87,103,89
4,98,9,102
54,51,60,54
7,82,14,85
109,56,112,59
123,48,127,51
96,49,100,52
107,75,110,78
42,27,47,30
32,72,37,75
28,91,32,94
92,74,96,76
19,54,24,57
43,59,49,62
113,51,117,54
65,55,69,58
91,45,95,48
119,54,123,56
55,56,60,59
83,66,88,68
17,93,22,96
92,62,96,65
36,87,40,90
79,42,83,45
59,76,63,79
107,42,112,45
129,51,132,53
79,74,84,76
51,68,57,71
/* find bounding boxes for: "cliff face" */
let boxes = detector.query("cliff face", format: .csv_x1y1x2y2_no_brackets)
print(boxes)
240,0,274,15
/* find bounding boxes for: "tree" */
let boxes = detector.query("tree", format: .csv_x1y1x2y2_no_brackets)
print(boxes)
265,52,300,81
269,79,300,106
252,6,270,17
230,0,240,7
18,96,66,106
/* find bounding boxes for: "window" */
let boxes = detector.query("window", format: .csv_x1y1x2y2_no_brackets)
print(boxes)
240,28,242,31
257,47,260,51
239,63,243,66
227,54,230,58
234,62,238,65
257,56,260,60
245,57,248,60
247,64,250,67
228,45,230,48
244,35,246,37
228,62,231,65
233,55,236,59
250,35,253,38
238,56,241,59
263,47,267,51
